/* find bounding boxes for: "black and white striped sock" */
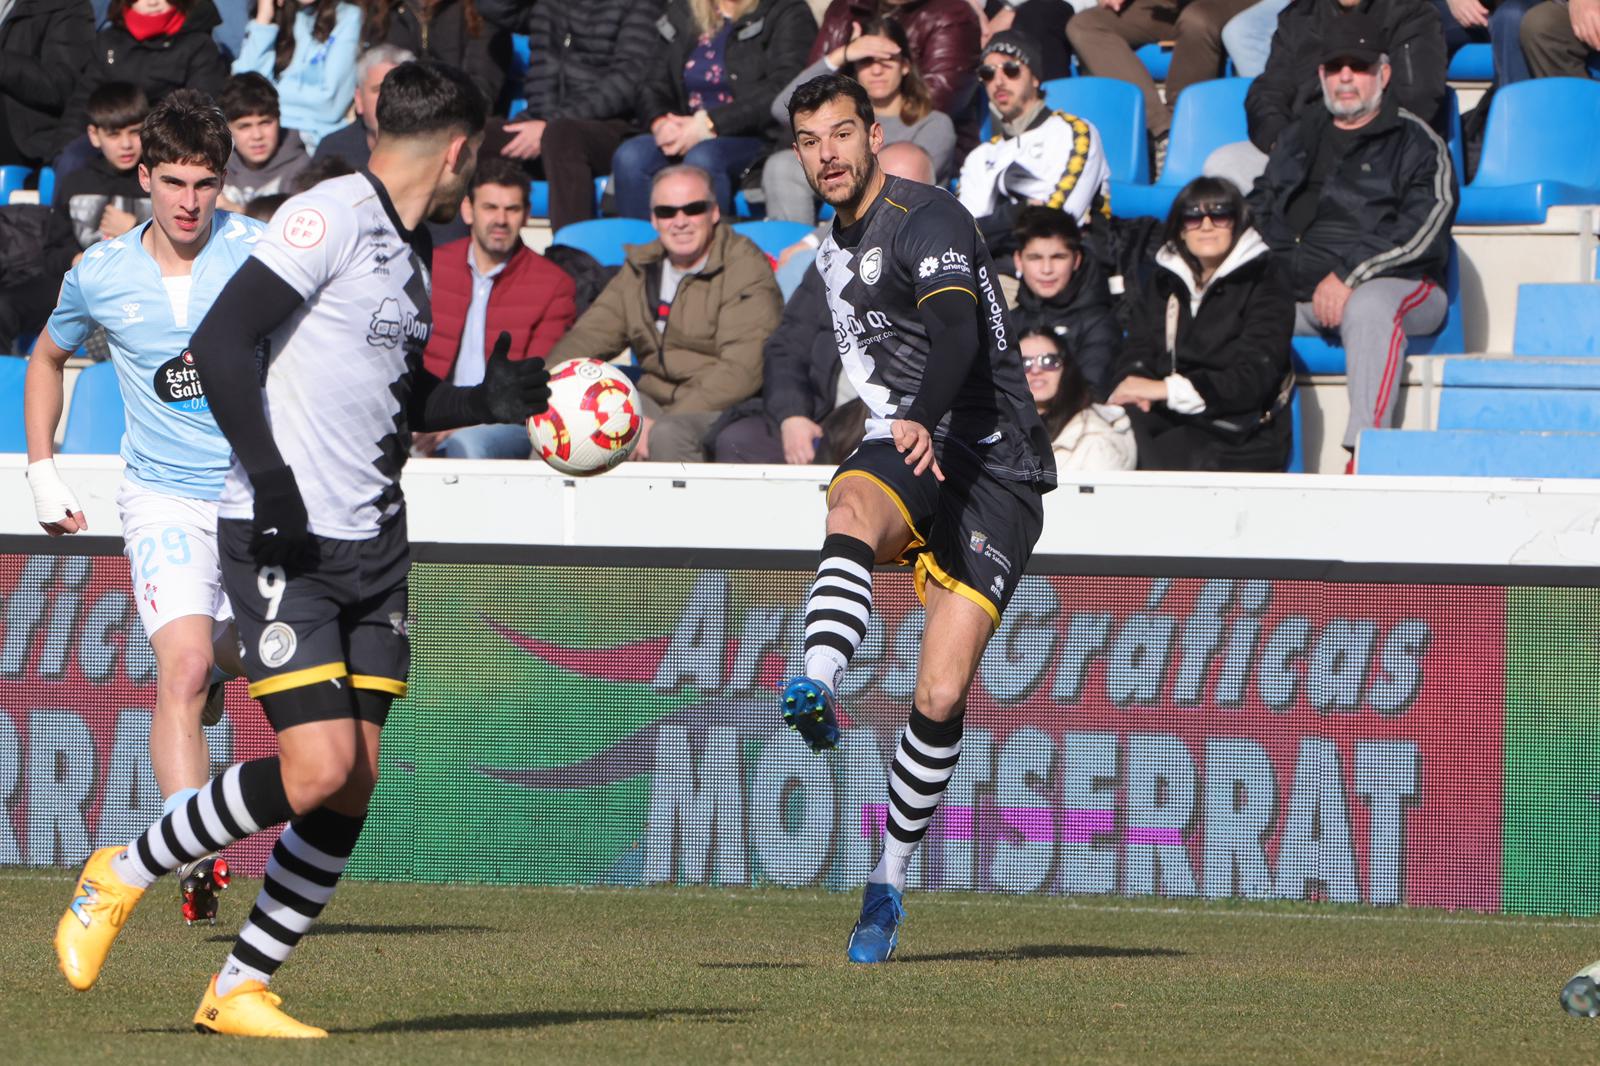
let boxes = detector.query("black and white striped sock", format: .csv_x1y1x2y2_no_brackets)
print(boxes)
112,759,293,889
216,807,365,995
871,708,964,892
802,533,876,693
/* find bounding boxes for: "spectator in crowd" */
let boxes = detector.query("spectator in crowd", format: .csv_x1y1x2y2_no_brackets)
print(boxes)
0,0,93,169
1008,206,1120,399
980,0,1078,81
217,72,311,210
1022,329,1137,471
360,0,508,112
232,0,363,150
1068,0,1262,167
809,0,982,147
1208,0,1446,192
57,0,231,176
762,15,956,221
415,158,578,459
478,0,665,232
1520,0,1600,77
549,164,783,461
957,30,1111,261
1221,0,1292,76
613,0,816,220
310,42,412,168
1247,16,1453,465
1432,0,1539,90
0,82,149,353
1109,177,1294,471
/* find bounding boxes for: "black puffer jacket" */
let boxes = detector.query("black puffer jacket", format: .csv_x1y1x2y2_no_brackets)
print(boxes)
365,0,510,114
1114,230,1293,434
0,0,93,163
497,0,666,123
62,0,229,135
1246,0,1447,152
637,0,816,143
1249,94,1456,301
763,267,839,425
1010,255,1122,401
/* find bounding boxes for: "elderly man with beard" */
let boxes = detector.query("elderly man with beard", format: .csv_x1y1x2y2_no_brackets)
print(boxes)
1247,12,1454,468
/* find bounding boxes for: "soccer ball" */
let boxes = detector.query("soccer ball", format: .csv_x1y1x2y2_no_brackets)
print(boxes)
528,358,643,476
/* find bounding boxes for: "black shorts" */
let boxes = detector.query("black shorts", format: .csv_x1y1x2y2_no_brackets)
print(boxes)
830,439,1045,625
219,515,410,728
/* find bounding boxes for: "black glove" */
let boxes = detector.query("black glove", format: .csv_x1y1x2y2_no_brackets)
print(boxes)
249,464,315,569
478,330,551,424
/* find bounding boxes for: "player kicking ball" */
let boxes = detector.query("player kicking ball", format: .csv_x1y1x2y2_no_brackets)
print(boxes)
26,90,263,927
779,74,1056,964
51,61,550,1037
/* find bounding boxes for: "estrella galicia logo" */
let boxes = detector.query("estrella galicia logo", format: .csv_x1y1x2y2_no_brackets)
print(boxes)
152,348,208,412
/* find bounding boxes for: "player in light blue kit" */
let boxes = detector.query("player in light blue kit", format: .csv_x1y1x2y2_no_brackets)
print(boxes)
23,89,265,926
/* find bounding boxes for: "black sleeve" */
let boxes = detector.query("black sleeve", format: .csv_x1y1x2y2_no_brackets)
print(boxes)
906,286,981,431
893,196,989,430
189,259,305,479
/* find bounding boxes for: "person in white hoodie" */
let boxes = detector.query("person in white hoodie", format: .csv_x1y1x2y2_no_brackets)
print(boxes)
1107,176,1297,471
1021,329,1137,472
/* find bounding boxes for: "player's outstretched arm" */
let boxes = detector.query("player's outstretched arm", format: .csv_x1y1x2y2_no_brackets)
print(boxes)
411,331,551,432
23,332,88,535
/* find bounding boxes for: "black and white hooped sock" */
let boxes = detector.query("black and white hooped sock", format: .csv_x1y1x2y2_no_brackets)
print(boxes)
801,532,876,694
871,708,965,891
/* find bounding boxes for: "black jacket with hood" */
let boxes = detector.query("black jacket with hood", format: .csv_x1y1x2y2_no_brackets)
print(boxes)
1010,254,1122,401
0,0,94,163
62,0,229,134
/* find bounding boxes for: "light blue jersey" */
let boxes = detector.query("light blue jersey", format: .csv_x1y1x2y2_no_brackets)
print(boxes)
47,211,266,500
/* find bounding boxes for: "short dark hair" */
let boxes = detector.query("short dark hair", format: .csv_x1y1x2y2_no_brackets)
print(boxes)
1163,176,1252,276
220,72,280,123
787,73,875,138
87,82,149,131
141,88,232,174
244,193,288,222
291,154,355,194
470,156,531,204
1013,206,1084,255
376,61,487,139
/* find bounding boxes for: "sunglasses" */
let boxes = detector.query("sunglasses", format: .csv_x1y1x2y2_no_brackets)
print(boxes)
1181,205,1237,229
977,61,1024,82
1022,353,1062,371
1323,57,1374,74
652,200,712,220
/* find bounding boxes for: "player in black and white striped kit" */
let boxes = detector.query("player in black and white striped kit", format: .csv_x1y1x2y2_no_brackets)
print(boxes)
777,74,1056,964
49,62,550,1037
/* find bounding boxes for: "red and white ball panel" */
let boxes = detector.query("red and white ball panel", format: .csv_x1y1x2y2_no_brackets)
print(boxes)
527,358,643,476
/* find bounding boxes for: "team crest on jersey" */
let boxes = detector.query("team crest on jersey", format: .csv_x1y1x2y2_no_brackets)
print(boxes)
859,247,883,285
258,622,297,668
969,530,989,554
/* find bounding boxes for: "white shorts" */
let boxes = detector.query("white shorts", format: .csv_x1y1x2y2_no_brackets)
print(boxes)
116,479,233,641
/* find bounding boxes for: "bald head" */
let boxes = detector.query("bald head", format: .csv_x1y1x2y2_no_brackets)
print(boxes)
878,141,935,186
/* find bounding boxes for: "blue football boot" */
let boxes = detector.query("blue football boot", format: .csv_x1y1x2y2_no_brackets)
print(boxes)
781,676,840,752
846,881,904,964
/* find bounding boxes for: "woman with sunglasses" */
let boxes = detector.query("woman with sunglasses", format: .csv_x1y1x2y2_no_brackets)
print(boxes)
762,16,957,221
1022,330,1136,472
1107,176,1295,471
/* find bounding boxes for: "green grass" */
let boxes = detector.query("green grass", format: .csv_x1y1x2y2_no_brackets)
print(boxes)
2,870,1597,1064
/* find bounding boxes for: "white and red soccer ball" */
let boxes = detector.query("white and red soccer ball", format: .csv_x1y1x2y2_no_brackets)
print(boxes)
527,358,642,476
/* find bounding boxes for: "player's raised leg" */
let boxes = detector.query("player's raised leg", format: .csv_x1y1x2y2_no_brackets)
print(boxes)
784,476,916,751
848,582,992,963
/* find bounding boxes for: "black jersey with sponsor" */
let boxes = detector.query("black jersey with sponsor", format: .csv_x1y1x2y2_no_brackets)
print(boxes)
815,175,1056,488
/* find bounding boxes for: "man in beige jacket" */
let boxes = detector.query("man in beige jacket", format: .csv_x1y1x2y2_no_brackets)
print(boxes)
548,164,783,461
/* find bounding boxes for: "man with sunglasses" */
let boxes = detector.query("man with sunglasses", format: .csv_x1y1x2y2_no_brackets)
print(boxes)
956,31,1111,263
547,163,782,462
782,72,1055,964
1247,13,1455,468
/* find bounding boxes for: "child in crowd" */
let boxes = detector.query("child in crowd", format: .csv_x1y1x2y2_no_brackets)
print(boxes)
55,82,156,252
217,73,312,211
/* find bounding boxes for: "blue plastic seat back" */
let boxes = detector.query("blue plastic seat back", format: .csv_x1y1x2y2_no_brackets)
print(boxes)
549,218,657,267
1438,387,1600,431
61,360,127,454
1513,283,1600,357
733,220,814,258
1473,78,1600,188
0,165,29,204
1358,427,1600,477
0,356,28,451
1162,77,1252,188
1447,43,1494,81
1038,77,1149,184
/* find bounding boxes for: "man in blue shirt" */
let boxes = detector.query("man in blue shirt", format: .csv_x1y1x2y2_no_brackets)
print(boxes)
23,89,265,925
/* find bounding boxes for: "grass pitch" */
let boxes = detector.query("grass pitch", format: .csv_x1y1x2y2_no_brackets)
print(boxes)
2,870,1596,1065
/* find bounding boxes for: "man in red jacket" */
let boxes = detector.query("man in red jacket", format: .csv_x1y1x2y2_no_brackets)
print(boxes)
416,156,578,458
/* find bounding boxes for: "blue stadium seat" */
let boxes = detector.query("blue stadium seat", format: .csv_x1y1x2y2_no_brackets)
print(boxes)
1070,45,1172,81
1512,283,1600,356
508,97,527,118
60,361,126,454
1457,78,1600,224
0,356,28,452
1113,77,1251,220
1285,389,1305,473
1438,385,1600,431
1447,43,1494,81
1357,427,1600,477
549,218,656,267
529,180,549,217
1039,77,1149,184
0,165,30,204
1444,87,1466,190
1441,355,1600,387
1291,245,1464,374
733,189,761,218
733,220,814,258
37,166,54,205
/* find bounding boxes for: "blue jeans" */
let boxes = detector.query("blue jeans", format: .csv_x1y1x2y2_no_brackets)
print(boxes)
1220,0,1291,77
611,133,765,220
440,423,533,460
1433,0,1539,88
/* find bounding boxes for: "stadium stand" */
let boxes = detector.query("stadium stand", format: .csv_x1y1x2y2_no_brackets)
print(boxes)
1513,283,1600,357
1457,78,1600,224
549,218,658,268
1039,77,1150,185
1112,76,1252,221
0,166,29,204
59,361,126,455
0,357,27,452
733,220,818,258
